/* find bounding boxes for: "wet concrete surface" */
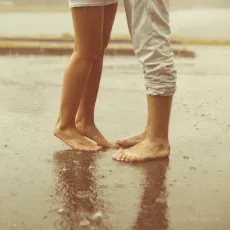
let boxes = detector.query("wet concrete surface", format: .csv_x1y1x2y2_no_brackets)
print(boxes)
1,46,230,230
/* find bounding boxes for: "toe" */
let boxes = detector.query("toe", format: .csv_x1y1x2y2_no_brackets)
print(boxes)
114,145,120,149
96,145,103,150
94,145,102,152
120,153,128,161
122,154,130,162
113,150,123,161
124,154,132,162
122,150,136,162
110,142,120,149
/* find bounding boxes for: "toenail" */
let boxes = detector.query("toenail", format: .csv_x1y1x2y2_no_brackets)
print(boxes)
121,156,126,161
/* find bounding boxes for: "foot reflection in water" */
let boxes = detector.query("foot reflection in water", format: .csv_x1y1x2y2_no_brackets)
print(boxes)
53,150,105,230
53,150,169,230
133,160,169,230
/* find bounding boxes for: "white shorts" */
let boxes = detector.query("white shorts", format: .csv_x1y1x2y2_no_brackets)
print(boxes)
68,0,118,7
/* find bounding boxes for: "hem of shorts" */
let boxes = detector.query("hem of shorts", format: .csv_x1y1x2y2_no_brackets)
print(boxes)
69,1,117,7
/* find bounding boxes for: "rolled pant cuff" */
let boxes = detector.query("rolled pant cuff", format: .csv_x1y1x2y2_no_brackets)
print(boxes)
145,85,177,96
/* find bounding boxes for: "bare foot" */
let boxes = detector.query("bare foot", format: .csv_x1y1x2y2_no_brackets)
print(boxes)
113,138,170,163
115,131,147,148
76,122,119,149
54,124,101,152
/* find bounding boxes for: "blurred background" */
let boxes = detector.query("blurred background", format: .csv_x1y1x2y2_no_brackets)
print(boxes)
1,0,230,46
1,0,230,9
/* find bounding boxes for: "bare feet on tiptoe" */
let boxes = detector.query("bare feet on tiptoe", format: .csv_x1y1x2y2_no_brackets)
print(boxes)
54,123,102,152
76,121,119,149
115,131,147,148
113,138,170,163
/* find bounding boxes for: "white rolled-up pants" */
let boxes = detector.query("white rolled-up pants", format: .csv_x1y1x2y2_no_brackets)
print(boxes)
124,0,177,96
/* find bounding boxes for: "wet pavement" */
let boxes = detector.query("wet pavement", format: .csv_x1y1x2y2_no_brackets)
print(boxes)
1,46,230,230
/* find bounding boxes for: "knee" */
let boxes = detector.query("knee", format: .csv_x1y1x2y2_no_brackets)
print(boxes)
74,44,103,64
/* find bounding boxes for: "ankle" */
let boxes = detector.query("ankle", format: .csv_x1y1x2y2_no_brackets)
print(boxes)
146,134,169,146
147,129,168,140
146,138,171,153
75,117,95,127
55,119,75,131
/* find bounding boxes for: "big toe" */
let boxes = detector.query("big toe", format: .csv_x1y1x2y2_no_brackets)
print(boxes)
90,144,102,151
109,142,120,149
124,154,133,162
112,149,123,160
98,139,118,149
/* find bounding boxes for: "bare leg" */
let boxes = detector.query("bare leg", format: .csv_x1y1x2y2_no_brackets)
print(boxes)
54,7,104,151
113,95,172,162
75,3,118,149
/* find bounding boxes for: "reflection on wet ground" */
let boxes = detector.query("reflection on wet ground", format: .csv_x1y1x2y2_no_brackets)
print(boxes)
53,150,169,230
53,151,102,230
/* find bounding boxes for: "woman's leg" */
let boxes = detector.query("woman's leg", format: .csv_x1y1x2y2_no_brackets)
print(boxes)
75,3,118,148
54,6,104,151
